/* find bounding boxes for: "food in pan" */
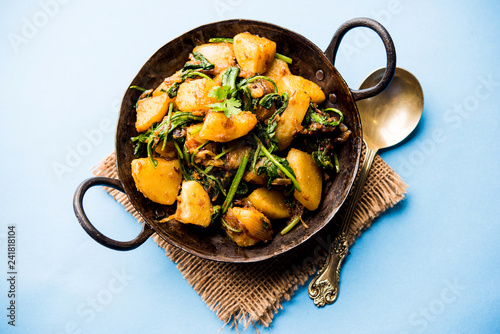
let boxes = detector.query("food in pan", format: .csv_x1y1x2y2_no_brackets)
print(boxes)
129,32,351,247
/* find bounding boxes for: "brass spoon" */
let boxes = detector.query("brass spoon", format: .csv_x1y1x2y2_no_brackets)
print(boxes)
308,67,424,306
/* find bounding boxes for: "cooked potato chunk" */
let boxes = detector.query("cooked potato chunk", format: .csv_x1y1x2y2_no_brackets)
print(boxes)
135,94,172,133
247,78,275,99
243,157,268,185
198,111,257,142
225,233,260,247
287,149,322,211
131,158,182,205
184,123,208,153
247,188,291,219
175,78,220,113
185,123,207,143
193,43,236,76
233,32,276,74
275,90,310,150
263,58,291,83
223,207,273,247
173,181,212,227
277,75,326,103
243,170,267,185
154,141,177,159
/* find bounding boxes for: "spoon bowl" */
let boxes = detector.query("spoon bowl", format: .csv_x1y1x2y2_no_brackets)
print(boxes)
309,67,424,306
357,67,424,150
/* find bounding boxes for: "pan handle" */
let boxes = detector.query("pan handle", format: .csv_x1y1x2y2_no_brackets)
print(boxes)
325,17,396,102
73,176,154,251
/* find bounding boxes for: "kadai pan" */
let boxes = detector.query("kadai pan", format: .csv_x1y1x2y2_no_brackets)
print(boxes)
74,18,396,263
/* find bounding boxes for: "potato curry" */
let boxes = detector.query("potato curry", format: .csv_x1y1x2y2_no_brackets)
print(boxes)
130,32,351,247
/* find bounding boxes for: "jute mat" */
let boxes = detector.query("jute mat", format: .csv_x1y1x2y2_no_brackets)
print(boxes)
93,150,407,329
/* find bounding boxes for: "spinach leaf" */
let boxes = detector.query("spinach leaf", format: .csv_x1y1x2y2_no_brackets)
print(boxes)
256,92,289,153
303,103,344,132
252,134,300,192
182,52,215,71
259,93,280,110
130,108,203,167
256,154,295,190
237,75,278,93
221,66,240,94
310,137,340,173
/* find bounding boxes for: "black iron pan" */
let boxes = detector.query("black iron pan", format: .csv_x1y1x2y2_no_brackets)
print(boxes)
74,18,396,263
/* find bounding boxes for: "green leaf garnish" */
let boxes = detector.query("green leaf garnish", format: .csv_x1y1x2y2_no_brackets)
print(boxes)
208,86,228,101
206,69,243,118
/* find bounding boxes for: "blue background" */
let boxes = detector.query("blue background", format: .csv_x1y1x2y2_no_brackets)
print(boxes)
1,0,499,333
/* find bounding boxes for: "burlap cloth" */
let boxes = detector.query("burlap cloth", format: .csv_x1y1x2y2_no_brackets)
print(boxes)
93,149,407,329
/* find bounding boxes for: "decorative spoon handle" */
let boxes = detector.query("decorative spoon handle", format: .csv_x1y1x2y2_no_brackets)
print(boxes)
308,145,377,306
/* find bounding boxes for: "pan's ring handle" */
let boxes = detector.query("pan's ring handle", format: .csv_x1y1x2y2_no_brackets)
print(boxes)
325,17,396,102
73,176,154,251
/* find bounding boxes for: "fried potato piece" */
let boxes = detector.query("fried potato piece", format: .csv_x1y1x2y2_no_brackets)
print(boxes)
184,123,209,153
154,141,177,160
173,181,212,227
198,111,257,142
275,90,310,150
135,93,173,133
276,75,326,103
247,188,291,219
243,170,267,185
233,32,276,74
287,149,322,211
175,78,220,113
224,206,273,247
131,158,182,205
263,58,291,83
193,43,236,76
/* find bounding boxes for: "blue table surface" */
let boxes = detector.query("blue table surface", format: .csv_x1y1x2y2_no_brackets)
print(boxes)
1,0,499,333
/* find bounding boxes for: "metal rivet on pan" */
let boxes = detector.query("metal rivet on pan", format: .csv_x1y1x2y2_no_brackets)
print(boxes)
329,93,337,104
316,70,324,81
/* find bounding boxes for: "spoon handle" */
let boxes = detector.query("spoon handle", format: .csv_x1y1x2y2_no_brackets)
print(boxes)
308,145,377,306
